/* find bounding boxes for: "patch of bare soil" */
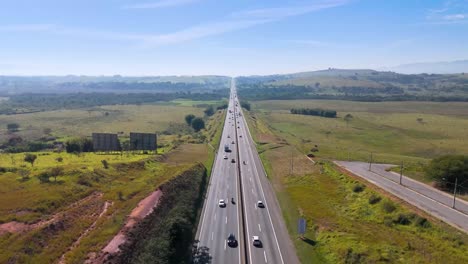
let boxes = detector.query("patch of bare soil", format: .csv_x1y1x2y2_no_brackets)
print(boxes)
58,200,113,264
0,192,103,236
86,189,162,263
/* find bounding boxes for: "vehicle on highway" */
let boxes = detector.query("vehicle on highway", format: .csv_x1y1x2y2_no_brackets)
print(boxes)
238,126,240,128
231,141,235,144
224,155,228,159
257,201,265,208
252,236,262,247
227,233,237,247
231,158,236,163
243,161,246,165
218,199,226,207
231,197,235,204
224,144,230,152
228,135,230,138
239,135,242,138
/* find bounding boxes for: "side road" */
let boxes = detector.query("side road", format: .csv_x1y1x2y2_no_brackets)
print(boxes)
335,161,468,234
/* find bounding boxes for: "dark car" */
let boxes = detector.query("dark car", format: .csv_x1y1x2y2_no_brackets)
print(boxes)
231,158,236,163
227,233,238,247
252,236,262,247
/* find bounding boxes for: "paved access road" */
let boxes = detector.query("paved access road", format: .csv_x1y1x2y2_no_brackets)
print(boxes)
336,161,468,233
196,79,300,264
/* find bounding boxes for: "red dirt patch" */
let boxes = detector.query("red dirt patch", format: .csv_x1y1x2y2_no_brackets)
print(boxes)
102,189,162,254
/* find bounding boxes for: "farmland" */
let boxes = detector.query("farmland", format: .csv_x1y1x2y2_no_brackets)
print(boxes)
243,99,468,263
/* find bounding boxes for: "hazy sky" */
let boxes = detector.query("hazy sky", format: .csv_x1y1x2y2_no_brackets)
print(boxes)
1,0,467,76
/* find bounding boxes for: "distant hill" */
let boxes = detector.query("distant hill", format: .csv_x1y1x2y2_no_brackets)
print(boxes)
236,69,468,101
382,60,468,74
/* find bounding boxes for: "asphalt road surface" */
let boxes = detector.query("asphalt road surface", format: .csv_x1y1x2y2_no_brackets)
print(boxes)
336,161,468,234
196,79,299,264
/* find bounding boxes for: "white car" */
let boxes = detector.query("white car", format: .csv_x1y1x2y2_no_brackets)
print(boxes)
257,201,265,208
224,155,228,160
219,199,226,207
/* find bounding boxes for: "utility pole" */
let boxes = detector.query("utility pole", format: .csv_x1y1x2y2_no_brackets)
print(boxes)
368,152,373,171
290,147,294,175
452,177,458,209
399,161,403,185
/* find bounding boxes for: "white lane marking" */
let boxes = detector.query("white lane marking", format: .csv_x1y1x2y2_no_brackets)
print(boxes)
225,240,227,250
225,216,228,224
252,188,254,194
241,107,285,264
264,251,268,263
250,177,252,182
211,232,213,240
259,224,262,232
214,213,216,221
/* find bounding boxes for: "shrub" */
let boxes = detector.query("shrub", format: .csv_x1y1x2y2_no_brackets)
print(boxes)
101,160,109,169
352,184,365,193
368,194,381,204
382,201,396,213
414,215,431,228
393,214,412,225
38,172,50,183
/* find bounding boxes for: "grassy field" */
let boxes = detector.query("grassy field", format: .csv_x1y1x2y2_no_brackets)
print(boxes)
0,103,205,143
0,102,226,263
251,100,468,184
244,105,468,263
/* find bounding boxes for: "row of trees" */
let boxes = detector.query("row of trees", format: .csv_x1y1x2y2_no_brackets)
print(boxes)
0,91,229,115
290,108,337,118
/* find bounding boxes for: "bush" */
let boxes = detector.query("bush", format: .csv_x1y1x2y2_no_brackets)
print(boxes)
368,194,381,204
414,216,431,228
393,214,411,225
101,160,109,169
382,201,396,213
38,172,50,183
352,184,365,193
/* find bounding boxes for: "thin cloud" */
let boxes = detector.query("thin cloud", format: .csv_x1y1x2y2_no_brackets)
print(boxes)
231,0,349,20
0,0,350,47
122,0,199,10
443,13,466,20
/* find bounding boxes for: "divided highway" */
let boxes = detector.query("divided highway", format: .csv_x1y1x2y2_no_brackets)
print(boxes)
196,79,299,264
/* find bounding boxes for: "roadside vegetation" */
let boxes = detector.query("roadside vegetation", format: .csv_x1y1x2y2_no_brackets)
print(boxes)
116,163,207,264
242,102,468,263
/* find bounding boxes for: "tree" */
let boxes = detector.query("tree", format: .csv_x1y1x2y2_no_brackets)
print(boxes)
50,167,64,182
185,114,196,125
191,118,205,132
204,106,215,117
426,155,468,192
344,113,353,127
24,153,37,167
7,123,20,133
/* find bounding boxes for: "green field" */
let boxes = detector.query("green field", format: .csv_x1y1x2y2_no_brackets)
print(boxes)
0,102,226,263
251,100,468,184
0,103,205,143
244,100,468,263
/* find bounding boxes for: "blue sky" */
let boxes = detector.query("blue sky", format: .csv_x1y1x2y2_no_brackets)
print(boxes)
0,0,467,76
